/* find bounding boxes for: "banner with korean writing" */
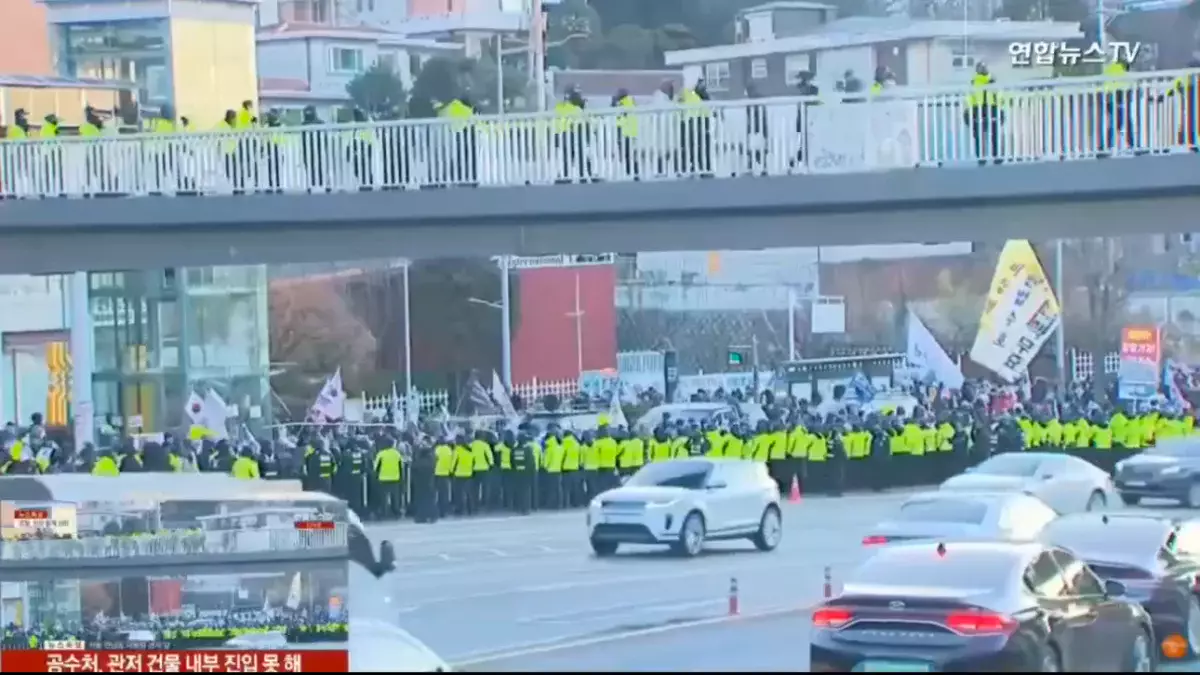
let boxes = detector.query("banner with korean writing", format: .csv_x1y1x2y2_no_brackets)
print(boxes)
969,244,1061,383
1,649,349,672
1117,324,1161,401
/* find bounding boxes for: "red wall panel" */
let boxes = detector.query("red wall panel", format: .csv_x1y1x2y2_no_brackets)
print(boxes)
512,265,616,384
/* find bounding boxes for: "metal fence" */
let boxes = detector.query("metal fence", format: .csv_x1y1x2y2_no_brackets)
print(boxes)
1,69,1196,198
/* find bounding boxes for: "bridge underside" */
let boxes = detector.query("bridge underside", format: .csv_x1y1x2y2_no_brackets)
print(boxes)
2,154,1198,273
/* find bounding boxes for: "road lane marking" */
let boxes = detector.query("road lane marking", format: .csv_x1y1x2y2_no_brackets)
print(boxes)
451,604,813,667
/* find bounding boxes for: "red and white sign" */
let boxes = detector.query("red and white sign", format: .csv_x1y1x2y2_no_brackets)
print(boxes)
3,650,349,673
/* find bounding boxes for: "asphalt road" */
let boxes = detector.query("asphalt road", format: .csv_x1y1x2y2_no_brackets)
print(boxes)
363,495,1200,672
366,489,922,665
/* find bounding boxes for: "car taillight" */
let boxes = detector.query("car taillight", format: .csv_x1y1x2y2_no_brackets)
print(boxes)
1192,575,1200,593
945,611,1018,635
812,607,853,628
862,535,889,546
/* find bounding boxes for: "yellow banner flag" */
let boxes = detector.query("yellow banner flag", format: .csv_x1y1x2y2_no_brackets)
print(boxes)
977,240,1060,334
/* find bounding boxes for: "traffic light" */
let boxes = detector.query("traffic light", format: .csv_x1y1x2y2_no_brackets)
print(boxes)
728,350,745,366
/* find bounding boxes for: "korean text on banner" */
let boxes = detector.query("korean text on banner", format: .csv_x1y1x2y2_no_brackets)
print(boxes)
1117,325,1161,401
978,240,1060,335
969,264,1061,383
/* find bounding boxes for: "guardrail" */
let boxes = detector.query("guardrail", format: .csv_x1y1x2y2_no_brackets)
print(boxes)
0,69,1195,199
0,527,346,560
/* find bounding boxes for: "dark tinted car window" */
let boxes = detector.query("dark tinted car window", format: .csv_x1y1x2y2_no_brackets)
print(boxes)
627,461,712,490
1024,551,1068,598
976,454,1042,478
897,498,989,524
851,547,1018,591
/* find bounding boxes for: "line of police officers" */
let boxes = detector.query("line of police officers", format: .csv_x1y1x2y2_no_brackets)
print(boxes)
2,402,1192,524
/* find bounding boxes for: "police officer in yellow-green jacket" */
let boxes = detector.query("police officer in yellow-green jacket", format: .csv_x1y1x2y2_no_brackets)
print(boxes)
437,94,476,184
618,428,645,476
1101,57,1134,154
433,439,455,518
542,430,565,509
373,442,404,519
452,434,476,515
231,448,260,480
91,450,120,477
561,429,583,507
555,85,590,182
767,420,790,493
612,87,639,177
594,425,620,493
965,62,1000,163
670,79,712,175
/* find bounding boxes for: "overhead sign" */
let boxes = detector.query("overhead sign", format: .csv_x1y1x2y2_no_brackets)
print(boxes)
1118,324,1161,401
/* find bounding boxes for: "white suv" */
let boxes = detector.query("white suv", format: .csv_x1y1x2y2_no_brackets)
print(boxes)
586,458,783,557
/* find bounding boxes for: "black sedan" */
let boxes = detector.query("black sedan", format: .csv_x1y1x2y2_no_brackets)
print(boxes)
1042,511,1200,659
809,540,1154,672
1114,438,1200,507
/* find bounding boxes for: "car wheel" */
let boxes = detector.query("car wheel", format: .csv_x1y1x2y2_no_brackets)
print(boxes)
590,539,618,557
1125,628,1154,673
1121,493,1141,506
671,512,705,558
752,505,782,552
1184,483,1200,509
1085,490,1106,512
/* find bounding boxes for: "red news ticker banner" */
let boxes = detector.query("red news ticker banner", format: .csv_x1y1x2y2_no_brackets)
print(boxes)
3,650,350,673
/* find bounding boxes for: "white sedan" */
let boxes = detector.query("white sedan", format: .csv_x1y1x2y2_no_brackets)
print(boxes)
587,458,783,557
939,452,1115,514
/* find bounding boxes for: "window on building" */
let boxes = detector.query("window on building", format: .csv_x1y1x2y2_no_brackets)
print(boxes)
750,58,768,79
704,61,731,91
329,47,364,74
951,46,977,70
377,51,397,73
784,53,813,85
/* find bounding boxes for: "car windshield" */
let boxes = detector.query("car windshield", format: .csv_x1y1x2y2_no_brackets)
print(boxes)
626,461,713,490
1145,440,1200,458
974,454,1042,478
896,498,989,524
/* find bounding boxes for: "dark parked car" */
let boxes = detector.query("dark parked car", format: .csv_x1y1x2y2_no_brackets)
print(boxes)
1042,511,1200,658
1115,438,1200,507
809,540,1154,672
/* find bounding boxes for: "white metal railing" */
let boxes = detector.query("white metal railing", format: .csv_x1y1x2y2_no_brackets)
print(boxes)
2,69,1196,199
0,527,346,560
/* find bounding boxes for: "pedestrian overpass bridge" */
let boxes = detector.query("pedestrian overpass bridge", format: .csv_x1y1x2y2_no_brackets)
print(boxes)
0,69,1198,273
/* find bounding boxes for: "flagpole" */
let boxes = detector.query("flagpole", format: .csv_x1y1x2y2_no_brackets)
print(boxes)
787,286,797,362
499,256,513,389
1054,240,1067,385
403,260,413,399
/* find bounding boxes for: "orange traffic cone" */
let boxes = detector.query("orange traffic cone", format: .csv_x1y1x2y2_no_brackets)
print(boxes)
788,476,802,504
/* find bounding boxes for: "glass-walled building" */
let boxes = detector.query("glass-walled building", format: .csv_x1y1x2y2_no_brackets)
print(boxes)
41,0,258,126
89,267,271,432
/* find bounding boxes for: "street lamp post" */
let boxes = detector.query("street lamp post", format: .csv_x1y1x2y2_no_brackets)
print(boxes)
468,290,512,390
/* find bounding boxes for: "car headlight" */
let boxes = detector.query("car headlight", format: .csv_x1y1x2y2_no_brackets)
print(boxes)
1114,461,1127,473
1162,466,1188,476
589,498,602,509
